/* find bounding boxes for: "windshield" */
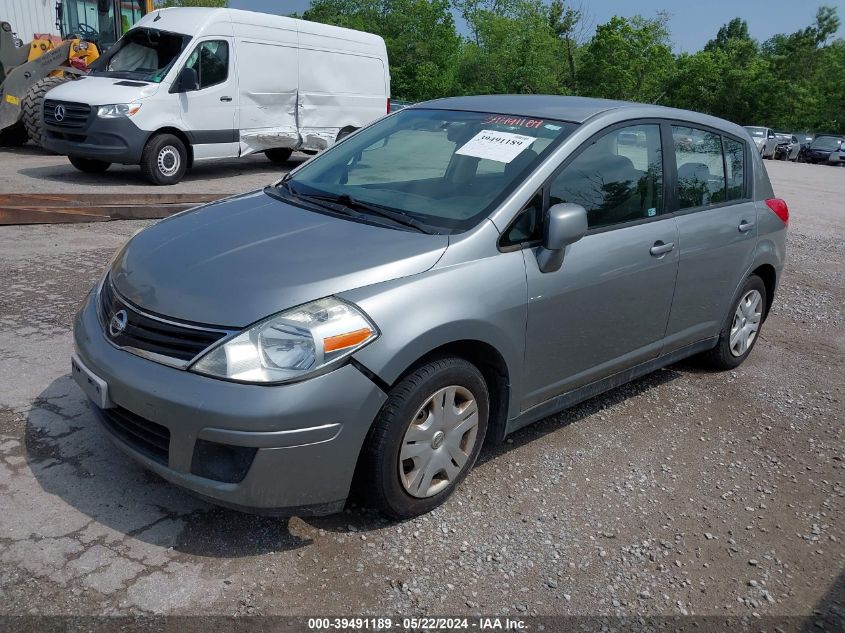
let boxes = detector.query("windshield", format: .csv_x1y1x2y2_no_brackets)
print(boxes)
286,109,577,232
91,28,190,82
811,136,842,150
744,127,766,137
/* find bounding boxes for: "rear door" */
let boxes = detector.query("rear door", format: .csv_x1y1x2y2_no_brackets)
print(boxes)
178,38,239,160
520,122,679,410
663,126,758,351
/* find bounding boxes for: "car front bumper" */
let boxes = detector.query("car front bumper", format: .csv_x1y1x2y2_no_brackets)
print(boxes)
44,116,149,164
72,290,388,515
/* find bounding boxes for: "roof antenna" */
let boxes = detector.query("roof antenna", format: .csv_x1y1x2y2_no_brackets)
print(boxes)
154,11,161,21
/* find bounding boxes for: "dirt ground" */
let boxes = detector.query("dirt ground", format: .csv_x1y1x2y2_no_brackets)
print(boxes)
0,157,842,625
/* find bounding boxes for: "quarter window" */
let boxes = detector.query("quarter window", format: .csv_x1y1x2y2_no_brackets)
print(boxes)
723,138,746,200
549,124,664,230
185,40,229,89
673,126,726,209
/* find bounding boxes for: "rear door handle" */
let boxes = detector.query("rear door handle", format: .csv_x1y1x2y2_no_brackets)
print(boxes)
220,96,232,102
738,220,755,233
650,241,675,257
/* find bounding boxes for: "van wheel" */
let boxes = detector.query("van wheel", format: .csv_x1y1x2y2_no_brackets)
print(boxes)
141,134,187,185
264,148,293,164
336,127,356,142
69,156,110,173
698,275,767,370
360,357,489,520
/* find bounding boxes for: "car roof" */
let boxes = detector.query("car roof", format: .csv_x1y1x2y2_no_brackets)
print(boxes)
414,95,748,134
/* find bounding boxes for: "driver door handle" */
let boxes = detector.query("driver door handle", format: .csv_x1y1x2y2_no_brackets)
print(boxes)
650,241,675,257
220,96,232,102
738,220,755,233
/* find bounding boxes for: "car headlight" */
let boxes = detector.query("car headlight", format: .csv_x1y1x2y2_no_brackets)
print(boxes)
191,297,378,384
97,103,141,118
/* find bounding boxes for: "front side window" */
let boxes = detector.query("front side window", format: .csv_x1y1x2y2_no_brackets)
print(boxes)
724,137,746,201
549,124,664,230
673,126,726,210
286,109,577,233
93,28,190,83
184,40,229,89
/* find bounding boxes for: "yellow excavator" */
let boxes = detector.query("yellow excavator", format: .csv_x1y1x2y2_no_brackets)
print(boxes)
0,0,154,147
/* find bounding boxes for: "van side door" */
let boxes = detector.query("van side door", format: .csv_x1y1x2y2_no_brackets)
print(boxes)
662,126,758,351
176,38,239,160
519,122,679,411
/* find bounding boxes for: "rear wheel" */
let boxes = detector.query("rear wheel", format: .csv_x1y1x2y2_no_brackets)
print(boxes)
264,148,293,163
69,156,110,173
360,356,489,519
698,275,767,370
140,133,187,185
22,76,70,149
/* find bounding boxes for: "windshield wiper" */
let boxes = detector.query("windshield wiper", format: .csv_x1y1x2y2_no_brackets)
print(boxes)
303,192,435,234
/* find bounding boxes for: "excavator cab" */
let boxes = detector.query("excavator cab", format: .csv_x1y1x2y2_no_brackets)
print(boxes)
58,0,147,53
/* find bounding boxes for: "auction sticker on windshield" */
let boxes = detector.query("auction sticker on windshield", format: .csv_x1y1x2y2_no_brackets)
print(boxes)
455,130,537,163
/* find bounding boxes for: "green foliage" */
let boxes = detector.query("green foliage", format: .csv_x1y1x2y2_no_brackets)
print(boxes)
163,0,841,132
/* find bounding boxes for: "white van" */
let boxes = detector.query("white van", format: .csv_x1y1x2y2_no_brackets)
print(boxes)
42,7,390,185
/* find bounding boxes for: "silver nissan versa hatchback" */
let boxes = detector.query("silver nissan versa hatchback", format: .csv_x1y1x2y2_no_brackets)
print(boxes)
72,96,788,519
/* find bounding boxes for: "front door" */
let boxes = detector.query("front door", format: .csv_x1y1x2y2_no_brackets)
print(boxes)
521,122,679,410
178,38,239,160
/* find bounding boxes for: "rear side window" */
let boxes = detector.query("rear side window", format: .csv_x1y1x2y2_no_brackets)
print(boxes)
185,40,229,89
550,124,664,230
673,126,726,209
723,138,746,201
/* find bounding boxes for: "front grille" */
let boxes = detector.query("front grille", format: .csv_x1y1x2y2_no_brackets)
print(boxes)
100,277,231,365
100,405,170,465
44,99,91,128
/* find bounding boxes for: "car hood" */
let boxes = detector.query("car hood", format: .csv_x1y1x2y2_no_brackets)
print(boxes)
110,190,449,327
46,76,161,104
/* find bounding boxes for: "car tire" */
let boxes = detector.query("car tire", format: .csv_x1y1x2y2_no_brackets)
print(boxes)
22,76,70,149
140,133,187,185
68,156,110,173
699,275,767,371
360,356,489,520
264,148,293,163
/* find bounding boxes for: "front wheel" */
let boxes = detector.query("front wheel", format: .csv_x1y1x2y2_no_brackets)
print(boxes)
264,148,293,163
360,357,489,519
69,156,110,173
698,275,767,370
140,133,187,185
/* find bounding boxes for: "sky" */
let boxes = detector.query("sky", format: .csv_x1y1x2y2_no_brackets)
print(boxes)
229,0,845,52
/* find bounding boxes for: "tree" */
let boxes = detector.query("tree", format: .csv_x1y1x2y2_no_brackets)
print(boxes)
577,13,674,103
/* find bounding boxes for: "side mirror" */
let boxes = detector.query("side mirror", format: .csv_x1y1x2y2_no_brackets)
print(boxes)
175,67,199,92
536,203,588,273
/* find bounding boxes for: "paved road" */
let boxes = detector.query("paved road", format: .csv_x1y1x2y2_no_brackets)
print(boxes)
0,160,842,621
0,144,304,195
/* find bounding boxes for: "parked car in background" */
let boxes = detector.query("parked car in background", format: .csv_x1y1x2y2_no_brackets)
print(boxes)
774,133,800,161
803,134,845,165
72,95,788,519
744,126,778,158
43,8,391,184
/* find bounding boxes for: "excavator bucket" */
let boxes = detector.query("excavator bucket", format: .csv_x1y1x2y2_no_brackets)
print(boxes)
0,40,72,132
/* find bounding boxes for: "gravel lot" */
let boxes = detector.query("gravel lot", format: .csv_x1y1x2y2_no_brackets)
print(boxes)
0,159,842,624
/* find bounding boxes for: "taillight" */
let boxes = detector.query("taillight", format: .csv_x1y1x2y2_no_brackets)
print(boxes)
765,198,789,225
386,98,391,114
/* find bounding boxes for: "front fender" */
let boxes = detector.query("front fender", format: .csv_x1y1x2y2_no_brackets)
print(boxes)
341,249,528,420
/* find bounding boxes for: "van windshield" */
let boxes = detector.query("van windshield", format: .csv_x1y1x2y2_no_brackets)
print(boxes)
284,109,577,233
91,28,190,83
